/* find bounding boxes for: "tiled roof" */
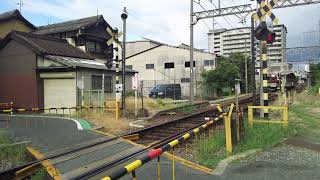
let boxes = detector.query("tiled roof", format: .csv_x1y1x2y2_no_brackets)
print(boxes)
0,9,36,30
33,15,104,35
1,31,92,59
44,55,137,73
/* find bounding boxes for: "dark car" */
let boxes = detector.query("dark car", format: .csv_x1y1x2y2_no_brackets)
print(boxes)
148,84,181,99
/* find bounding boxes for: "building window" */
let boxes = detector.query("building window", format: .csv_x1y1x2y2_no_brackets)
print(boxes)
185,61,196,68
53,34,60,38
96,43,101,52
87,41,95,52
204,60,215,66
60,33,66,39
164,62,174,69
75,38,85,46
181,78,191,83
104,76,112,93
126,65,133,70
146,64,154,69
92,75,113,93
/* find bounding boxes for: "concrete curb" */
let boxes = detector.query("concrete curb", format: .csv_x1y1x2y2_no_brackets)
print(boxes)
0,114,92,131
213,149,261,176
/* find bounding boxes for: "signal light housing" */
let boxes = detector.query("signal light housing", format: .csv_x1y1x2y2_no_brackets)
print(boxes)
105,59,113,69
254,25,276,44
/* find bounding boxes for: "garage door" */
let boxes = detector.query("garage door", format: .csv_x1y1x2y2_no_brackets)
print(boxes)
44,79,76,109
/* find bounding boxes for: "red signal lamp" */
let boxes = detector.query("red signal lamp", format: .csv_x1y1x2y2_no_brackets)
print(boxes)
254,24,276,44
266,32,276,44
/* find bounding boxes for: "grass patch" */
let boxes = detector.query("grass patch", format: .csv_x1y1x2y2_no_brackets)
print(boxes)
73,109,130,135
190,122,295,168
190,128,227,167
73,97,189,135
0,131,26,162
289,94,320,142
105,97,188,117
0,131,46,179
235,123,295,152
189,92,320,168
177,105,197,113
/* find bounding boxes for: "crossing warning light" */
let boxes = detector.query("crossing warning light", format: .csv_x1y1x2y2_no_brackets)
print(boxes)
254,25,276,44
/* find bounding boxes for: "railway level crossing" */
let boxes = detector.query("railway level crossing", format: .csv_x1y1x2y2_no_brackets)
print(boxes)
253,0,280,117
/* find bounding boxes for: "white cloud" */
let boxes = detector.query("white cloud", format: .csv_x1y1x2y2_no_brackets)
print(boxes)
4,0,320,49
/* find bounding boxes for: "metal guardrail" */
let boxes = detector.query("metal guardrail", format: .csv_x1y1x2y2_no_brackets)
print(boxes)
248,106,289,127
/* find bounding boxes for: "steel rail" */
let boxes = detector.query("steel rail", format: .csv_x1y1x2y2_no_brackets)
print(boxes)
72,115,222,180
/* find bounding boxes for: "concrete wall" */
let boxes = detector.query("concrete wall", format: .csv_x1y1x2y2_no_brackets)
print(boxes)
0,19,33,39
126,45,215,96
0,40,41,108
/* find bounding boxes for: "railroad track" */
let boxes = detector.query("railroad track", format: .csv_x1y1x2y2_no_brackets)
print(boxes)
131,108,219,146
124,94,256,146
1,94,256,179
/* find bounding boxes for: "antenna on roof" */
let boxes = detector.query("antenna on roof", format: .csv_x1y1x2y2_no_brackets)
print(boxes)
16,0,24,13
96,9,99,20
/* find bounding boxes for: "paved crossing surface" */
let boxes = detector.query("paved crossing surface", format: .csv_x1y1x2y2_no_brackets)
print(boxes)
1,114,319,180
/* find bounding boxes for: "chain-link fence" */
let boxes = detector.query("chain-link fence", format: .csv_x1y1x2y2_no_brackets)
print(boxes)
77,90,105,107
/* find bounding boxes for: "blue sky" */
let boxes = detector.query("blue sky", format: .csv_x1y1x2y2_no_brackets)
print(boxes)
1,0,320,49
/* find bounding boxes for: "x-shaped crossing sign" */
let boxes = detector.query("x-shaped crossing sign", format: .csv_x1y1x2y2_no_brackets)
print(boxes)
253,0,279,25
106,27,123,46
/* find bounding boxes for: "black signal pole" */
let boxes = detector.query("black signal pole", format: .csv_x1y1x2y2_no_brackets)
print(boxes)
251,14,257,105
121,7,128,116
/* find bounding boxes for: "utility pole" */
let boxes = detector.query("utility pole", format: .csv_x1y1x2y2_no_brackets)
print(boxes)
190,0,194,104
245,39,248,94
121,7,128,116
251,15,257,105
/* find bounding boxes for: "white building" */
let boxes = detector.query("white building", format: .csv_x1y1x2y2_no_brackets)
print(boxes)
208,24,287,63
126,39,215,97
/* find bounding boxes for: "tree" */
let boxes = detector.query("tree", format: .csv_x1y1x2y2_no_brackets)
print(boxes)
201,60,240,97
310,63,320,86
217,53,254,93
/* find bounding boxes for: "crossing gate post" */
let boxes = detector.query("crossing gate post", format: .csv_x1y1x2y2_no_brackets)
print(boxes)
283,106,288,126
224,115,232,154
248,106,254,128
172,148,175,180
107,27,123,120
225,103,234,154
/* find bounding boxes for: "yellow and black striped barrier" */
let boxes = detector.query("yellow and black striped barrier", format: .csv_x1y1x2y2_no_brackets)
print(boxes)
0,106,106,114
101,104,234,180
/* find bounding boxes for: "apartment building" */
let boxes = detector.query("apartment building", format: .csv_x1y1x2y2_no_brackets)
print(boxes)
208,24,287,62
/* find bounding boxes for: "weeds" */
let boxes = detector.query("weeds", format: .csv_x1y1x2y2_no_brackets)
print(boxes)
189,92,320,168
190,128,227,167
0,131,46,179
73,109,130,135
